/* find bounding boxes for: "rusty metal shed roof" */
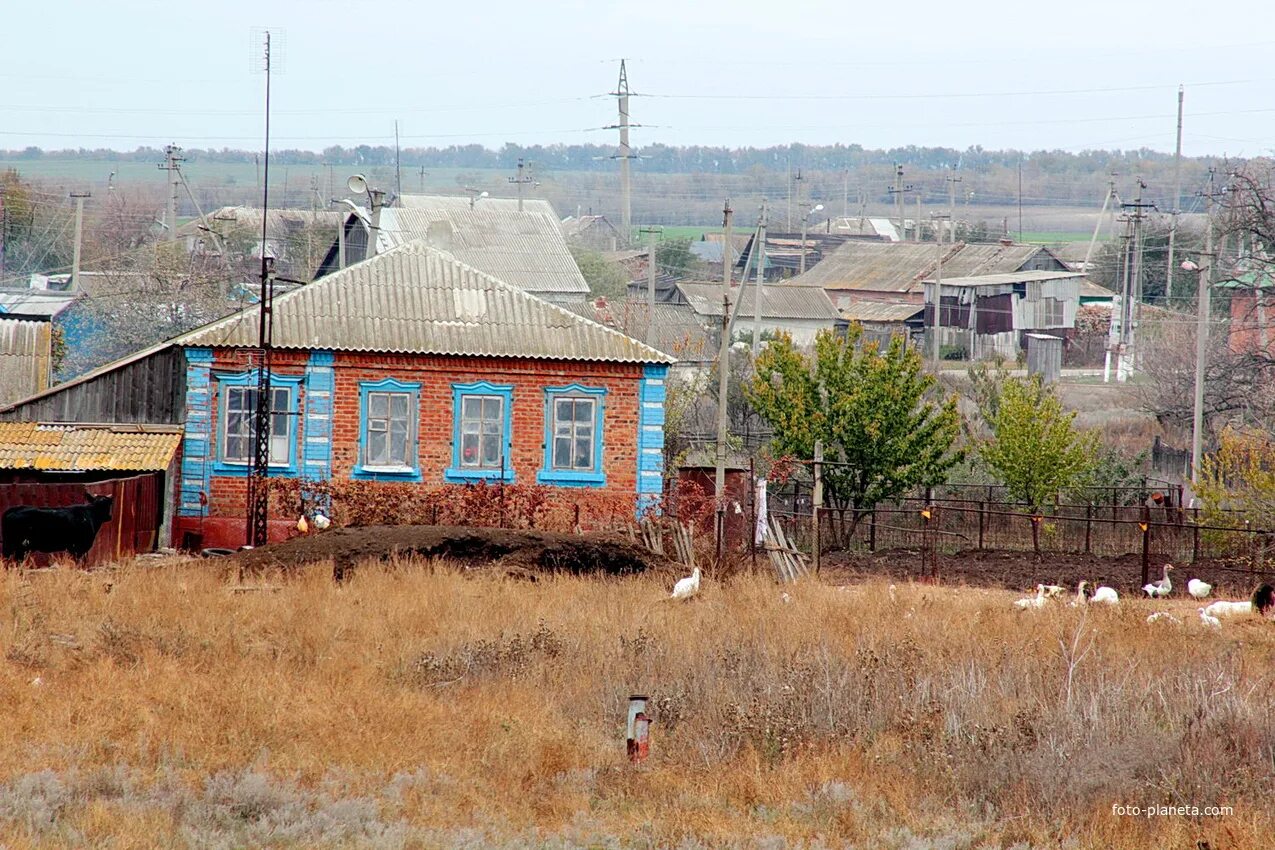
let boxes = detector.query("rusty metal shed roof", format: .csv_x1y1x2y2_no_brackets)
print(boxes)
0,422,181,471
676,282,840,321
178,241,670,363
374,195,589,295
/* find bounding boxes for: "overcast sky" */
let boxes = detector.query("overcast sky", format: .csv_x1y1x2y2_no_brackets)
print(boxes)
3,0,1271,156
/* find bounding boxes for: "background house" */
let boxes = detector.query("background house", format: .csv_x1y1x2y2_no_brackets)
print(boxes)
1217,269,1274,356
1,242,670,550
787,239,1070,307
561,214,622,252
177,206,342,284
319,194,589,303
676,281,842,346
921,270,1082,360
838,301,925,348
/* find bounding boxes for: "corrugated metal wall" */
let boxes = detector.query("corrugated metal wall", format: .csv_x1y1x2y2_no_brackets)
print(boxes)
0,473,163,566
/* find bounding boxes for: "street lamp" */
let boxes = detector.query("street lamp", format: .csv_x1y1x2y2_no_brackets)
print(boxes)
799,203,824,275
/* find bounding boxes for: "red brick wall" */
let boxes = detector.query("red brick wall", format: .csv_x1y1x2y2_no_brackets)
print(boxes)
1228,290,1275,357
182,350,646,546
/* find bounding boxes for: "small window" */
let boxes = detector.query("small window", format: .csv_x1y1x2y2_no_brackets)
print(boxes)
366,391,412,467
459,394,506,469
552,397,596,470
1042,297,1064,327
223,385,291,465
537,384,606,488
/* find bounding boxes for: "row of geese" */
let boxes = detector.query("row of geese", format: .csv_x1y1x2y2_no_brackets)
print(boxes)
1013,564,1275,629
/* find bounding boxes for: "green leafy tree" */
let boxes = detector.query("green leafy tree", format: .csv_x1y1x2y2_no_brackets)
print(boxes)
980,375,1098,515
747,327,963,537
656,237,696,279
569,246,629,299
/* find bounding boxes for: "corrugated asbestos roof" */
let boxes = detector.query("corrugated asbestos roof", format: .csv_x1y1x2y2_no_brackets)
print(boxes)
374,195,589,295
0,289,80,318
676,282,841,321
178,241,671,363
558,299,714,363
0,319,50,406
926,270,1086,287
840,302,925,322
788,241,1061,293
0,422,182,471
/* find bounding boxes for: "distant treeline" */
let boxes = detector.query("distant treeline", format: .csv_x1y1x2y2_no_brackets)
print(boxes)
1,141,1212,176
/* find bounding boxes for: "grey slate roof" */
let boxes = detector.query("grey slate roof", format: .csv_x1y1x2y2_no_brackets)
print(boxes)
789,241,1064,294
558,299,714,363
0,319,50,406
925,270,1086,287
840,301,925,323
676,282,841,321
373,195,589,296
178,241,670,363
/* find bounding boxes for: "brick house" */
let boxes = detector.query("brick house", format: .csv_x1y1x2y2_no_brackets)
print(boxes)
0,242,672,549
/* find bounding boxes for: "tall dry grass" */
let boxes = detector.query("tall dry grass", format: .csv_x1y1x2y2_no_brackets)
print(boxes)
2,559,1273,849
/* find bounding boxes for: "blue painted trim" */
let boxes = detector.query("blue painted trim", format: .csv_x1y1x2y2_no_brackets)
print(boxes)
211,370,303,478
636,364,669,515
178,347,214,517
352,376,422,481
445,380,514,484
537,383,608,488
302,350,335,483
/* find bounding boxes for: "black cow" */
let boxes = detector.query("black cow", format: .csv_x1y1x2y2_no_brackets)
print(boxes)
1,492,115,564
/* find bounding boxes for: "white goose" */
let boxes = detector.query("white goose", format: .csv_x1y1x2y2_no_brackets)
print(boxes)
1146,612,1181,625
1187,578,1212,599
1091,584,1120,605
1014,585,1048,611
1204,599,1252,618
1143,564,1173,598
1199,607,1222,629
670,566,701,601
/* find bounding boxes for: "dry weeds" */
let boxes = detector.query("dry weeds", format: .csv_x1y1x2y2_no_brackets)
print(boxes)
2,558,1273,848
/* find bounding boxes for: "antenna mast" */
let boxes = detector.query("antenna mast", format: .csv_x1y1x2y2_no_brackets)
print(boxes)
247,28,277,548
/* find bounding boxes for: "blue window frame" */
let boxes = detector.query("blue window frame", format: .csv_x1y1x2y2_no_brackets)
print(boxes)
353,377,421,481
445,381,514,483
537,383,607,487
211,371,302,477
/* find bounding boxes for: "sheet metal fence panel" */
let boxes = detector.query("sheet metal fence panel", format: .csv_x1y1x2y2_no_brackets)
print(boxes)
0,473,163,567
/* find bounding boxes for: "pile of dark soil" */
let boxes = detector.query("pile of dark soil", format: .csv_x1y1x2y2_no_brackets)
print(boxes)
232,524,662,578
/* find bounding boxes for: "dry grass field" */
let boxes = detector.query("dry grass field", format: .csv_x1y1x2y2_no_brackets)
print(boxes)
2,558,1274,849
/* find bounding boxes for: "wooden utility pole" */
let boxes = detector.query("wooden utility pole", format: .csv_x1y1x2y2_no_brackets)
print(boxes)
751,202,768,359
69,192,90,292
1085,174,1118,274
394,120,402,201
1166,85,1185,300
715,201,734,549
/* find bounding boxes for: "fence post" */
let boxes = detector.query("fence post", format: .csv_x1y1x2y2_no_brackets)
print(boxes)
1084,503,1092,554
978,501,986,550
749,457,757,574
1111,487,1118,522
1140,504,1151,587
812,440,823,577
1191,507,1200,564
869,508,877,553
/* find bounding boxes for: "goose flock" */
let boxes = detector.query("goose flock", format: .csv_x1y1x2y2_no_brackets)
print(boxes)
1011,562,1275,631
